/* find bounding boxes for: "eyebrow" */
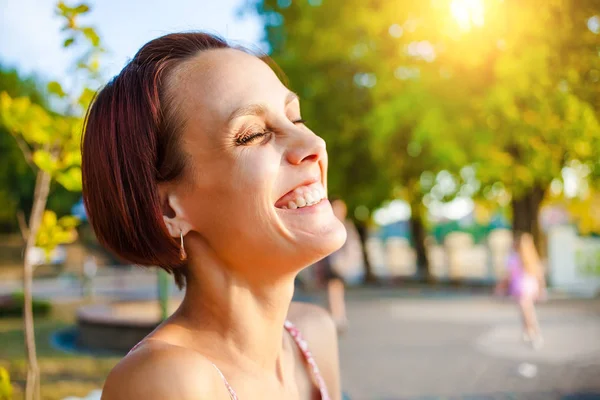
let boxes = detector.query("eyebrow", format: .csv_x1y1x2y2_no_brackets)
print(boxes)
227,91,300,122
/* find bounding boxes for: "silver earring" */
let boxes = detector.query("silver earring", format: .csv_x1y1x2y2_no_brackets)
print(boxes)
179,230,187,261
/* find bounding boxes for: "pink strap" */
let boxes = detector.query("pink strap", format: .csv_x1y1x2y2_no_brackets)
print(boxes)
284,320,331,400
211,364,238,400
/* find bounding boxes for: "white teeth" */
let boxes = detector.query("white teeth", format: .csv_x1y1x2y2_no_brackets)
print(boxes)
279,185,326,209
305,192,315,205
312,189,322,202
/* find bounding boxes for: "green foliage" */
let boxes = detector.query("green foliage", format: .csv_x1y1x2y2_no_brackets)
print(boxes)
36,211,80,259
47,81,66,98
0,293,52,318
459,0,600,200
0,366,12,400
82,27,101,47
55,2,104,79
0,65,48,107
0,1,102,245
0,93,84,187
0,66,47,232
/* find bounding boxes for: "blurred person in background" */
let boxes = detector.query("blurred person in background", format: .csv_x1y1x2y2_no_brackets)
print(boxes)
496,232,546,349
82,32,346,400
319,197,365,334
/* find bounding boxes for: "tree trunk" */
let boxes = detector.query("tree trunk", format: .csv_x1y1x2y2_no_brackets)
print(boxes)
409,204,431,282
511,185,546,255
355,221,377,283
24,169,51,400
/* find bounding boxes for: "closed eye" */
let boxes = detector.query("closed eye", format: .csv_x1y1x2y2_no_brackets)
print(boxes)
235,119,306,146
236,130,271,145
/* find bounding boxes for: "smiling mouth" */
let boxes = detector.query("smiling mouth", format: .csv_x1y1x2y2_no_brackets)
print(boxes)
275,182,327,210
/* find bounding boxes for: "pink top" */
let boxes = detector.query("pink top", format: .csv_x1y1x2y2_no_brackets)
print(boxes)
507,251,539,298
129,320,330,400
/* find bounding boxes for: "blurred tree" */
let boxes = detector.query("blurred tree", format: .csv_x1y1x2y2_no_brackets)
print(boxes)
0,2,102,399
444,0,600,250
566,192,600,236
0,66,81,234
0,66,44,233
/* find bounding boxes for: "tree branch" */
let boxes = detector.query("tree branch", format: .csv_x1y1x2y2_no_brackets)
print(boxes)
17,209,29,242
12,134,36,172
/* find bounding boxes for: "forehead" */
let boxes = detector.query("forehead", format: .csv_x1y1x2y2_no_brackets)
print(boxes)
168,48,290,124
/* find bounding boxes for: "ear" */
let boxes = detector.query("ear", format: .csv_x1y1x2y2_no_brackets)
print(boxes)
157,183,192,238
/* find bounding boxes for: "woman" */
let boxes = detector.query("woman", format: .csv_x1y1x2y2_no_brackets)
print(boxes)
497,232,546,349
83,33,347,399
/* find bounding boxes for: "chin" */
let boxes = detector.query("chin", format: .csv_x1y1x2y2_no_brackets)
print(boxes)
302,218,348,264
328,219,348,252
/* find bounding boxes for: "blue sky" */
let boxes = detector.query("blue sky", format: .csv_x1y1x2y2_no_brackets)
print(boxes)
0,0,264,83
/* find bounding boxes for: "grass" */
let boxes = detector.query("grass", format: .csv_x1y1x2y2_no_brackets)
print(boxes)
0,303,120,400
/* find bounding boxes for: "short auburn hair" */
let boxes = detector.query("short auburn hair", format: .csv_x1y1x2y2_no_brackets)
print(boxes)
81,33,230,288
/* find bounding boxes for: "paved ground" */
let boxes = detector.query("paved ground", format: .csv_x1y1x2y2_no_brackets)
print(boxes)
314,292,600,400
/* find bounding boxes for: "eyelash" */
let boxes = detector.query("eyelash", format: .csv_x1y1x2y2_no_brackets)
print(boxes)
236,119,307,146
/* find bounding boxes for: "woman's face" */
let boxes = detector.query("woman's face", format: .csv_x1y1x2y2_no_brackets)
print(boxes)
165,49,346,277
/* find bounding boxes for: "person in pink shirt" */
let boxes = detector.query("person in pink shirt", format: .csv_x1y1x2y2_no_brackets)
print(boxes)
497,232,546,349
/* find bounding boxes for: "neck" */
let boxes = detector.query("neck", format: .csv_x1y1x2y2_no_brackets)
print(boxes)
174,252,297,374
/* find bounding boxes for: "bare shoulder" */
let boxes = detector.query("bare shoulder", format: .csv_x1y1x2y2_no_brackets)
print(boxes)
288,301,337,339
288,301,341,400
101,340,229,400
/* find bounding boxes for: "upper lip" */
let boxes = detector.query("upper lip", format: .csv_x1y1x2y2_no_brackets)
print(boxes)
276,176,320,204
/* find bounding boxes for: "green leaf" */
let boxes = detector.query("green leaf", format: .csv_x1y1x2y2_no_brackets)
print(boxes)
36,211,79,252
0,91,12,108
42,210,57,228
74,4,90,14
77,87,96,108
82,27,100,47
58,215,80,229
47,81,66,97
0,367,13,399
57,2,69,16
60,150,82,168
56,167,82,192
32,150,58,173
54,230,77,244
63,37,75,47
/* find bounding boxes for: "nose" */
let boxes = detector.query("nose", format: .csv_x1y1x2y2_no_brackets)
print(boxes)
285,129,327,166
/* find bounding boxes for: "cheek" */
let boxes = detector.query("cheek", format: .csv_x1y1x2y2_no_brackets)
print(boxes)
184,149,280,231
231,148,281,202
